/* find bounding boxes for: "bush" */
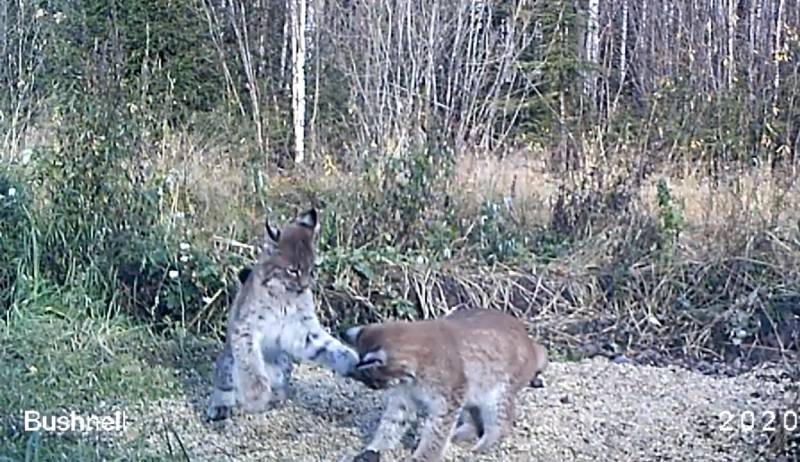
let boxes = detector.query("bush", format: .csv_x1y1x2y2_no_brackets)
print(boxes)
9,13,248,330
0,167,34,310
111,227,248,332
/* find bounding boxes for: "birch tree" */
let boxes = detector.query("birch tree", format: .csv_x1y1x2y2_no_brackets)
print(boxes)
584,0,600,106
290,0,307,164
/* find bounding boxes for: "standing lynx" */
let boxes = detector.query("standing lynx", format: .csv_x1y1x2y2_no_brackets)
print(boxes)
341,309,548,462
206,209,359,421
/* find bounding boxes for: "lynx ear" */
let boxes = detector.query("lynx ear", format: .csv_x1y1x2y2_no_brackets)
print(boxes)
356,348,386,370
265,218,281,243
296,208,319,233
237,267,252,284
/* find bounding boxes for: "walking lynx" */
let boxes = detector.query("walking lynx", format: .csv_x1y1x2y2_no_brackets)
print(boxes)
341,309,548,462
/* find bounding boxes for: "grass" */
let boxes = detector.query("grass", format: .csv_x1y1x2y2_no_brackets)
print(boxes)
22,127,796,360
2,127,799,460
0,287,200,461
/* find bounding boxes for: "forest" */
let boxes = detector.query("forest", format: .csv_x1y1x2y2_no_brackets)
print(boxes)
1,0,799,460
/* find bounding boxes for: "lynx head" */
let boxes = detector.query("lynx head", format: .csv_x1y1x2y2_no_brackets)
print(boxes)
342,323,416,390
238,208,319,295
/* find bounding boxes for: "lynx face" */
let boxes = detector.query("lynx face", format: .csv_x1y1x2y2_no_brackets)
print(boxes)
236,209,318,300
343,323,422,390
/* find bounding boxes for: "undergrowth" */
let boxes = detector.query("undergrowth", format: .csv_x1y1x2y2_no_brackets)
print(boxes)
0,289,185,460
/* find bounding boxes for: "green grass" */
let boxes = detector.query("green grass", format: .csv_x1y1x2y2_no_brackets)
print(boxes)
0,288,195,461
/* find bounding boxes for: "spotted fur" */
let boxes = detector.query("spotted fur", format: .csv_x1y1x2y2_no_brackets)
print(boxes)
206,209,359,421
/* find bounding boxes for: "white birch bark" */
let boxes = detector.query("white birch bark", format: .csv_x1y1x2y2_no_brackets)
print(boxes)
613,0,628,113
727,0,736,90
585,0,600,103
774,0,786,94
290,0,307,164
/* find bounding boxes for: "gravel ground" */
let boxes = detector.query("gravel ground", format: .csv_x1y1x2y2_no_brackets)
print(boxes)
120,358,794,461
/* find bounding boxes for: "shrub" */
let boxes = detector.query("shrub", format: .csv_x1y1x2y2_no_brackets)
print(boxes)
0,167,34,310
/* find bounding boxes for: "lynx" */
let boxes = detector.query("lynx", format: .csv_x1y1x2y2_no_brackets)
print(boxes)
341,309,548,462
206,208,359,421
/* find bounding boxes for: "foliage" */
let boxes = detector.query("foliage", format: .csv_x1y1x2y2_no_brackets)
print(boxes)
470,199,527,264
515,0,585,140
0,292,197,460
330,139,457,252
655,179,684,252
0,167,34,311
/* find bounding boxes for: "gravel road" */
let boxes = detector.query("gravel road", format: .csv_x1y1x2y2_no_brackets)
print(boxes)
121,358,794,461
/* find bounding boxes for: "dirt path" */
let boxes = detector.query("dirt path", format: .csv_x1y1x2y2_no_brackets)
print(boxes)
120,358,792,461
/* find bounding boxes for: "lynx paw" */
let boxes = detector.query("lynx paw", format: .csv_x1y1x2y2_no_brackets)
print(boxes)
271,384,294,405
353,450,380,462
206,404,232,422
452,422,478,443
471,432,502,453
330,347,360,376
206,389,235,421
239,376,273,414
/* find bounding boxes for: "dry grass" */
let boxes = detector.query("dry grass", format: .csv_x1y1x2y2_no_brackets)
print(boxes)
147,133,799,247
141,131,371,241
114,131,800,369
143,132,259,235
452,149,557,226
453,149,800,241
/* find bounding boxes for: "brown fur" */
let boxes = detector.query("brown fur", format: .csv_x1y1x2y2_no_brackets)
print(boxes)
341,309,548,462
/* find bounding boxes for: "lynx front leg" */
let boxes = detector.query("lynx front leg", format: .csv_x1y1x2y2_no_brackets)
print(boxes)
340,390,414,462
407,395,460,462
282,313,359,376
338,450,380,462
363,389,417,453
231,323,274,414
207,341,236,421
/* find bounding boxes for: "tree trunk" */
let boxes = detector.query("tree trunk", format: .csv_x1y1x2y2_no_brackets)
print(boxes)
774,0,786,94
280,0,289,85
727,0,736,90
613,0,628,114
584,0,600,106
0,1,7,79
290,0,307,165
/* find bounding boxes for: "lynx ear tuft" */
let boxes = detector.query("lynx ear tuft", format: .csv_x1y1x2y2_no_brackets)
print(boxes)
296,208,319,232
265,218,281,243
356,348,386,370
237,267,252,284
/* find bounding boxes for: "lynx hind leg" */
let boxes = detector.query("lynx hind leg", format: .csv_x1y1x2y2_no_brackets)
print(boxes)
452,406,483,443
471,389,515,453
408,394,461,462
207,342,236,421
207,343,293,421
